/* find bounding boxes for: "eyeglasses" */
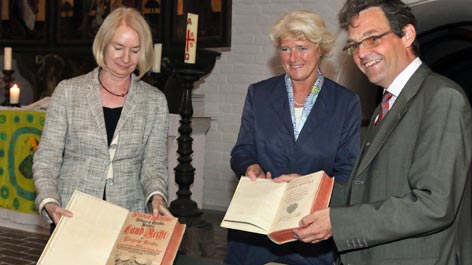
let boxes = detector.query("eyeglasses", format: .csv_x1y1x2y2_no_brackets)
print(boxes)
343,31,394,55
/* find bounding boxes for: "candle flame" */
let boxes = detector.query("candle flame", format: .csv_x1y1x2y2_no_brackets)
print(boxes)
9,83,20,104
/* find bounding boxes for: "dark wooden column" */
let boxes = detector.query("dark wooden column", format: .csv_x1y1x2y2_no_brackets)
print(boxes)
159,48,220,257
163,48,220,225
169,68,205,221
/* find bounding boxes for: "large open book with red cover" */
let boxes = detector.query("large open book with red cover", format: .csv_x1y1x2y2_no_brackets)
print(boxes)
221,171,334,244
37,191,185,265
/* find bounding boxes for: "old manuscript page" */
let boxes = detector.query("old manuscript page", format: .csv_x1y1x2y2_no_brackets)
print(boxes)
221,177,287,234
271,172,324,232
37,191,128,265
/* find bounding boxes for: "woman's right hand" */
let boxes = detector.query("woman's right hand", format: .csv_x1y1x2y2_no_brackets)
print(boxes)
44,203,73,224
246,164,272,181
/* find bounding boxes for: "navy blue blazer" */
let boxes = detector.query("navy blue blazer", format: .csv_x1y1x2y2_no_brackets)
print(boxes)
231,74,361,183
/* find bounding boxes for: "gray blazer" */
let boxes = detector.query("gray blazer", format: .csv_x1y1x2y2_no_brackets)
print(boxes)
33,68,169,221
331,64,472,265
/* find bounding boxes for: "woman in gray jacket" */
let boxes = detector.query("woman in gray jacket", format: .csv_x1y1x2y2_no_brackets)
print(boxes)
33,7,170,226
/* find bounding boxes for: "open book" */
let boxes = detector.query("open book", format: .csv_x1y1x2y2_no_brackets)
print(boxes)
37,191,186,265
221,171,334,244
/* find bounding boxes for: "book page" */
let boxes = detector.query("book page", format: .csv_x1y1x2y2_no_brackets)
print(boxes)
37,191,129,265
270,172,324,232
106,213,180,265
221,177,287,233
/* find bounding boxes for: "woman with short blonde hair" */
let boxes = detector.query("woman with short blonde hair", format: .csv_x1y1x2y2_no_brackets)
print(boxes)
34,7,170,234
93,7,153,79
270,10,335,58
227,10,361,265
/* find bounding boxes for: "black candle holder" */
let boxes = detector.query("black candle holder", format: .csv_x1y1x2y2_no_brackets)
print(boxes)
1,69,17,106
156,48,222,257
165,49,220,225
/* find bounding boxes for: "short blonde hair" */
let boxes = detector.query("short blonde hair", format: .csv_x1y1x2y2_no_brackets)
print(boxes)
92,7,153,79
270,10,335,57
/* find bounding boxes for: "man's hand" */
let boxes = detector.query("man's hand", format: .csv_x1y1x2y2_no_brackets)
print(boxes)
246,164,272,181
44,202,73,224
293,208,333,244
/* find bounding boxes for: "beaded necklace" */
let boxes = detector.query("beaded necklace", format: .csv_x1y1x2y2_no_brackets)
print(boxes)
98,69,129,97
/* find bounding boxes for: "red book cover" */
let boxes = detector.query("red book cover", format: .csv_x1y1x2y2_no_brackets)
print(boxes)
37,191,186,265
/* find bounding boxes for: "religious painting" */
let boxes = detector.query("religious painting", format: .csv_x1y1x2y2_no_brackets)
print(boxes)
170,0,231,48
0,0,48,45
57,0,163,44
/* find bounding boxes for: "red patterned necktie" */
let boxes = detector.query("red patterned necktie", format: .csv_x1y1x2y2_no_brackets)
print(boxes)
376,91,393,125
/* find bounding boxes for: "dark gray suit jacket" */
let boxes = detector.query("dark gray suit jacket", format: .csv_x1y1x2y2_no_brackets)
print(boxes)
331,64,472,265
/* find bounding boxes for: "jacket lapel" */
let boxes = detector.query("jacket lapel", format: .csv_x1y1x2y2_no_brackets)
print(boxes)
355,64,432,177
114,76,137,137
296,82,329,144
271,79,295,141
87,69,109,146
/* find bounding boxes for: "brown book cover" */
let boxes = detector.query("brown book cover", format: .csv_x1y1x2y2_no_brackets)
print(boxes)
37,191,185,265
221,171,334,244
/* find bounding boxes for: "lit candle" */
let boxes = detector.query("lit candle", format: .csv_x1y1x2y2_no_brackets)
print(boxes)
152,43,162,73
4,47,12,70
10,84,20,104
184,13,199,64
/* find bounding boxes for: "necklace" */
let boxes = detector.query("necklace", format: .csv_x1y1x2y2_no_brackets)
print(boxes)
98,70,129,97
293,100,305,107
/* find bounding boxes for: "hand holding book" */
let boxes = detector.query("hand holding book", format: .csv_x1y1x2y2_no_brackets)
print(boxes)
221,171,334,244
245,163,272,180
293,207,332,244
44,202,73,224
151,194,172,217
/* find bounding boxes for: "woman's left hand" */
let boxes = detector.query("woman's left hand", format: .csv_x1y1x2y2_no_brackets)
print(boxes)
273,173,301,183
151,195,173,217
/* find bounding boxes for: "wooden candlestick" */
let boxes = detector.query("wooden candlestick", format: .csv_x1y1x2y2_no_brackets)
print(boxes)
167,49,220,225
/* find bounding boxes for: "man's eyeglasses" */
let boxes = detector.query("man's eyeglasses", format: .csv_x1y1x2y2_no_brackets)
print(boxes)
343,31,394,55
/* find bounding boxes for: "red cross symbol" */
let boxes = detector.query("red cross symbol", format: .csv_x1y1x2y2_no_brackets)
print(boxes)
185,30,195,52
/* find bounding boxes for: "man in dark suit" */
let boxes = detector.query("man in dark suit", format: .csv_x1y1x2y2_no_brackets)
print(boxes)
279,0,472,264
